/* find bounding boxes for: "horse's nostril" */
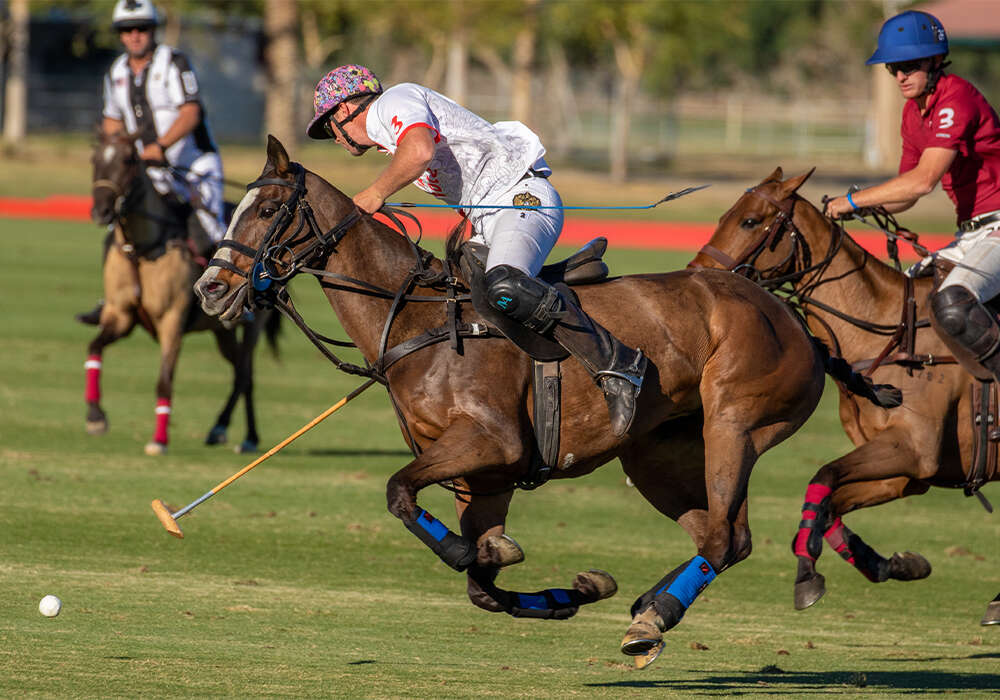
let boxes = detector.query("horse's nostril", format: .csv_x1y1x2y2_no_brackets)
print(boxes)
199,279,227,299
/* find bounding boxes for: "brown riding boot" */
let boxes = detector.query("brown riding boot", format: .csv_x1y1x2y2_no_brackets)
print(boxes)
551,298,647,437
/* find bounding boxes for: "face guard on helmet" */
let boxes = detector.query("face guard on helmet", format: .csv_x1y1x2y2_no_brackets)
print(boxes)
112,0,159,31
305,65,383,149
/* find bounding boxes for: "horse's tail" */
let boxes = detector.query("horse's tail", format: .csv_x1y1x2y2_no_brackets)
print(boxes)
811,336,902,409
264,309,281,360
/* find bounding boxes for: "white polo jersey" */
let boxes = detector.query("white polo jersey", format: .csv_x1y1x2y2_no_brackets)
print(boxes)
365,83,548,208
102,43,217,168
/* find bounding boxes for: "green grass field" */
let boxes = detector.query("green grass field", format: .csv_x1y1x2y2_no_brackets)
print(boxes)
0,200,997,694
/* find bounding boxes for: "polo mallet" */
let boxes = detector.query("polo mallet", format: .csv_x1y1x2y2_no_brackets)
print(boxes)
151,378,377,538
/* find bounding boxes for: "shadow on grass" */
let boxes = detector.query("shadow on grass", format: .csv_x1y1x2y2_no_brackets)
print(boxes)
587,668,1000,693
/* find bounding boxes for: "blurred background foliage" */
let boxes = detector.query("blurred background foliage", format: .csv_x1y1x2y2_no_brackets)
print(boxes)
2,0,999,180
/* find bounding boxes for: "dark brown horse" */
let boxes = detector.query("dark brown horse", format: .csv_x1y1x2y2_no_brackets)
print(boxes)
86,130,279,455
689,167,1000,626
194,136,834,667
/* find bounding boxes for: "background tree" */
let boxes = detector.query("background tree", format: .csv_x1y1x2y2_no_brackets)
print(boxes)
264,0,298,151
2,0,29,153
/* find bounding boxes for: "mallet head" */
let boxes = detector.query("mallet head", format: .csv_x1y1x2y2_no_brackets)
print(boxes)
151,499,184,538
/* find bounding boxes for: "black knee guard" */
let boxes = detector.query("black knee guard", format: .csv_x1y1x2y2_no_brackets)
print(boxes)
485,265,564,334
930,285,1000,360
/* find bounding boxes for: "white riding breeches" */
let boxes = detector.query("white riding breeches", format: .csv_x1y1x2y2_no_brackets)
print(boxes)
469,176,564,276
146,151,226,242
910,212,1000,302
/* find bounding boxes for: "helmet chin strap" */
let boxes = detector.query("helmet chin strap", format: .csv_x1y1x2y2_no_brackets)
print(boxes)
924,57,950,96
329,93,378,153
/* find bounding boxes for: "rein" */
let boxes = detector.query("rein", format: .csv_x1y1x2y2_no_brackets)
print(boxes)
698,185,954,375
205,163,518,497
93,146,188,260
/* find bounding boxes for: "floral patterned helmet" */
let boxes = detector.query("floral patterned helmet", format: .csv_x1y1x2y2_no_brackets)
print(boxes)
306,65,383,140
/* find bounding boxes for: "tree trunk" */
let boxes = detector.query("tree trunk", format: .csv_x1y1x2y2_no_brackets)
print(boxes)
445,31,467,105
264,0,299,152
609,37,641,183
2,0,29,151
510,0,538,126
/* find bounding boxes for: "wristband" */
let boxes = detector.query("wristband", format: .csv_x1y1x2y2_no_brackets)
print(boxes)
846,191,860,211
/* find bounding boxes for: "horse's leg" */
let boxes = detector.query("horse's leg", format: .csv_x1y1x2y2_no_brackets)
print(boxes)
385,419,616,618
145,308,186,456
619,423,755,666
983,593,1000,625
204,327,243,448
85,307,136,435
792,431,933,608
237,319,262,453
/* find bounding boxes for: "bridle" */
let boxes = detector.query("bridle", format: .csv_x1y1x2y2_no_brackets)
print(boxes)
207,163,362,310
92,136,181,257
694,185,839,292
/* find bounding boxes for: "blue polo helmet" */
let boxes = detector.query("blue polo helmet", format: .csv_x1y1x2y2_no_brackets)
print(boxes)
866,10,948,65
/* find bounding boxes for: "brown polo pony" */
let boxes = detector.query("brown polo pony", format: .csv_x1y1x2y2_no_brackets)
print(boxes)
86,130,278,455
194,136,835,666
689,167,1000,626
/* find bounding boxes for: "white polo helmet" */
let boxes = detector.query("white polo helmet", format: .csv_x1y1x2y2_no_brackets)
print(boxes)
112,0,159,30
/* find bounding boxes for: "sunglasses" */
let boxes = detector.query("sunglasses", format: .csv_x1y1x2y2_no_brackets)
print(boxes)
120,25,154,35
886,59,927,76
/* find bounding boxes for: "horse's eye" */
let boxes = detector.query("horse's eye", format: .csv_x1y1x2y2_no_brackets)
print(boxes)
259,206,277,219
741,218,760,229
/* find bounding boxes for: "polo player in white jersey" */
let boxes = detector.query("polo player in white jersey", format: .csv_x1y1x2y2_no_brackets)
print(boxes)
77,0,225,324
306,65,647,436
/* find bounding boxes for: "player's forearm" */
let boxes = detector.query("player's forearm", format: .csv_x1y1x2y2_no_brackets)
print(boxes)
157,103,201,148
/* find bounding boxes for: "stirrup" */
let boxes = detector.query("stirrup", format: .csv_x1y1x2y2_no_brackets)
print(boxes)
596,350,646,436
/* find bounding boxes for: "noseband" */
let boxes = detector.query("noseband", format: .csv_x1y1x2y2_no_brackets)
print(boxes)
208,163,362,307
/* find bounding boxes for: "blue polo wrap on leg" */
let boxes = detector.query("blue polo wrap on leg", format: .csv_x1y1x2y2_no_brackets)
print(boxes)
403,508,477,572
656,555,717,609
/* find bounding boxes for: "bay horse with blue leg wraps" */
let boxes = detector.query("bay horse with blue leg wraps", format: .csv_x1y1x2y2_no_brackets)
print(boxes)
689,167,1000,626
86,129,280,455
194,136,896,666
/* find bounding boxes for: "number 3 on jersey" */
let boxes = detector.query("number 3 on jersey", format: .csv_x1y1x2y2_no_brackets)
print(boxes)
938,107,955,130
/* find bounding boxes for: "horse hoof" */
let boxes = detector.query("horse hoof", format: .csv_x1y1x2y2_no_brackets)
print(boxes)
144,441,167,456
482,534,524,568
205,425,227,445
794,572,826,610
85,419,108,436
633,641,665,670
621,607,664,656
573,569,618,602
887,551,931,581
234,440,258,454
981,600,1000,626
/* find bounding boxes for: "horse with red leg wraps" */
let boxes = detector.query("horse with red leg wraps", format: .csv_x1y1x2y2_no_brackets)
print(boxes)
690,167,999,626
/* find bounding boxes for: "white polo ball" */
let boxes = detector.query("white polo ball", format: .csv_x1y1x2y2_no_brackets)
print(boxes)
38,595,62,617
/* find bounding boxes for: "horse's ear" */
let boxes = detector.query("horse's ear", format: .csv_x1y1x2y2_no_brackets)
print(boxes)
760,167,783,185
779,167,816,198
266,134,291,177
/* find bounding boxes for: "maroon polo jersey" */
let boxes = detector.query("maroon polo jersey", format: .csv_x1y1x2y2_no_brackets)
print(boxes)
899,73,1000,223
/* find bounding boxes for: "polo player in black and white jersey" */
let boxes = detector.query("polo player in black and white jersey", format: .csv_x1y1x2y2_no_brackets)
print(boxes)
78,0,225,324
